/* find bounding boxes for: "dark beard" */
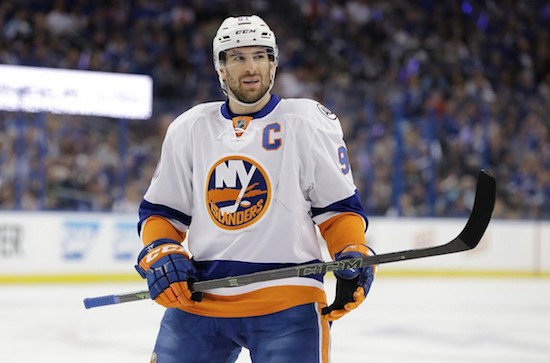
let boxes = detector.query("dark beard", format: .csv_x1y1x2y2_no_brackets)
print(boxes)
228,80,270,103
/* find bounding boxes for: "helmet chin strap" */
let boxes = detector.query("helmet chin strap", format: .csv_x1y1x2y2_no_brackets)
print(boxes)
221,69,277,110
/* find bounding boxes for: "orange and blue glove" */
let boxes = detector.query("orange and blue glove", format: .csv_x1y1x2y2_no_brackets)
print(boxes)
322,244,375,321
135,238,201,308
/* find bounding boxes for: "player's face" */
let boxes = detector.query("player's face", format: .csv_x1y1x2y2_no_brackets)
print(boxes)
220,46,274,103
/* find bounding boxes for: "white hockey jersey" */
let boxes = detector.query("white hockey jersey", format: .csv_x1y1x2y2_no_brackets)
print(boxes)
139,95,367,317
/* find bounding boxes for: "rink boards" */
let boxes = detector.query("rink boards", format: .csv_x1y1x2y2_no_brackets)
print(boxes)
0,212,548,282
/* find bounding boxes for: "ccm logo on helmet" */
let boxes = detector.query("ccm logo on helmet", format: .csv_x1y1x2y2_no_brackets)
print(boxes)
236,29,256,34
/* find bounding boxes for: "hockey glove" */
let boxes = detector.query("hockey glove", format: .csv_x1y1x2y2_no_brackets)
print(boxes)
322,244,375,321
135,238,202,308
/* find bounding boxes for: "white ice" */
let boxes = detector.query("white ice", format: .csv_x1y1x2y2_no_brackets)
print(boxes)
1,278,549,363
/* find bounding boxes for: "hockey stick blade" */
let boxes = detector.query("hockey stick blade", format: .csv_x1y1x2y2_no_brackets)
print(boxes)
84,170,495,309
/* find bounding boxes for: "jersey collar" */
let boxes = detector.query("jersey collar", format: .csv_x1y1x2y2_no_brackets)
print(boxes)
220,94,281,120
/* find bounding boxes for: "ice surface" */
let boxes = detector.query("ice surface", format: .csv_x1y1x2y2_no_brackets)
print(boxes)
1,278,549,363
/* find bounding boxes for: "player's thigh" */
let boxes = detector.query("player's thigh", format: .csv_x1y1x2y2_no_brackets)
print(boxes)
152,308,241,363
247,303,330,363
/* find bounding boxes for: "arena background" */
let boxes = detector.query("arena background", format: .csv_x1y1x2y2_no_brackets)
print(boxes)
0,1,549,362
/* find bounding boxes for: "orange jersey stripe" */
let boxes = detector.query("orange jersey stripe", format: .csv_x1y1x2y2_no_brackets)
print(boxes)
318,212,366,257
316,303,331,363
178,285,327,318
141,216,187,245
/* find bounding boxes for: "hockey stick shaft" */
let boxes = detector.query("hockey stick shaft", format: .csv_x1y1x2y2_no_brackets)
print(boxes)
84,170,495,309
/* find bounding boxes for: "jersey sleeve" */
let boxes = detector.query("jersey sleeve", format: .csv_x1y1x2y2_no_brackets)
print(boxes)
318,213,367,257
138,119,194,239
140,216,187,245
300,102,368,230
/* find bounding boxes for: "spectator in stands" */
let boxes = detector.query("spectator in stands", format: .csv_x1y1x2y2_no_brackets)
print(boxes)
0,0,549,219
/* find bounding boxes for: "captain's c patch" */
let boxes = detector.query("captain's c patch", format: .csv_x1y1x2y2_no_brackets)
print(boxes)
205,155,271,230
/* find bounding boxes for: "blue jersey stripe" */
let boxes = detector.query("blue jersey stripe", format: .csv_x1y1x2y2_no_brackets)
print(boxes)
192,259,324,284
137,199,192,235
310,190,368,229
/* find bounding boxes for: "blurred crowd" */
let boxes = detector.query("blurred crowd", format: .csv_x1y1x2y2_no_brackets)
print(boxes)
1,0,549,219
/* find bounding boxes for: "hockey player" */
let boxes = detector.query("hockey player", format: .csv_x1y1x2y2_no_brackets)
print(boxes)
136,15,375,363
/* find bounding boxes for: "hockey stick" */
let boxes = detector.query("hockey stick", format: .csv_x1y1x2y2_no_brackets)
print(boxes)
84,170,496,309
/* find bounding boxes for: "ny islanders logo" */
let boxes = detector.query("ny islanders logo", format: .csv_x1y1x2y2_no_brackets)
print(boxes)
206,155,271,230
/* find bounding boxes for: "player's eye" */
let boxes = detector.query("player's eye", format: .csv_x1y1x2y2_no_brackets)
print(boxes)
231,55,245,62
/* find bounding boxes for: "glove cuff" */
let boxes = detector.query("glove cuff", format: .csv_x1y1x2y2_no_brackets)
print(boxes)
135,238,186,278
137,238,182,261
135,264,147,278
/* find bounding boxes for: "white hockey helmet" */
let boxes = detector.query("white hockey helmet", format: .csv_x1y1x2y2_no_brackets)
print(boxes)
213,15,279,71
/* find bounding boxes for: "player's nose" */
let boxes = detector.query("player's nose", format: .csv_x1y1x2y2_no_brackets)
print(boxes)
242,56,259,72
